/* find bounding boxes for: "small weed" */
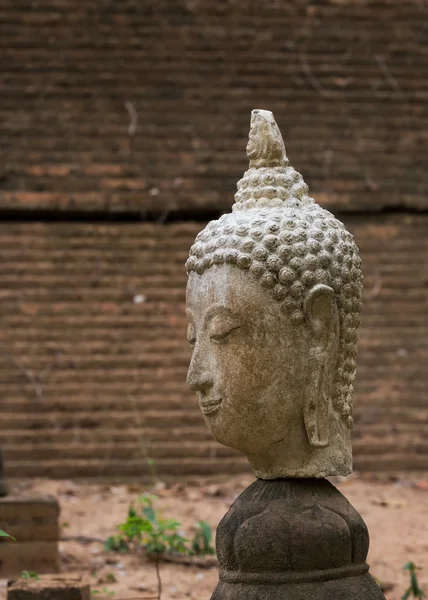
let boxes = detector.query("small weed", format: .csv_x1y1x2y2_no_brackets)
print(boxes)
0,529,15,541
21,571,40,581
117,494,189,559
402,563,425,600
91,588,115,597
105,494,215,561
105,573,117,584
104,534,129,553
191,521,215,556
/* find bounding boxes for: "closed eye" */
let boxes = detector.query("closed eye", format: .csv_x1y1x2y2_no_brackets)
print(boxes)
210,325,241,343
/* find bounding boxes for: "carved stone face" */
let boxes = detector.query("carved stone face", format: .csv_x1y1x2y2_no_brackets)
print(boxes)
186,109,357,478
186,263,308,457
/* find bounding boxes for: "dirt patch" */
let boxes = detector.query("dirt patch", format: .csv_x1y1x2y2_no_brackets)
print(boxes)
1,474,427,600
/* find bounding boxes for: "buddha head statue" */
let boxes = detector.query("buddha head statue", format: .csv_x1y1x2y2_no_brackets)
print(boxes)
185,109,363,478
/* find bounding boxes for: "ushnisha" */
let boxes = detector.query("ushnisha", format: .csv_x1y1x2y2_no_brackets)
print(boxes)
185,109,363,478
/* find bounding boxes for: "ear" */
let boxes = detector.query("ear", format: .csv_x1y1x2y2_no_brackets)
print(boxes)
302,284,339,448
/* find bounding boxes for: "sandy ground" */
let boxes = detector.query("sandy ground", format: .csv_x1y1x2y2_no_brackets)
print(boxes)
1,473,428,600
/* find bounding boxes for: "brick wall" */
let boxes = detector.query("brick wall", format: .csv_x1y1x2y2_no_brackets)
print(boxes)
1,0,427,477
0,215,427,478
1,0,428,215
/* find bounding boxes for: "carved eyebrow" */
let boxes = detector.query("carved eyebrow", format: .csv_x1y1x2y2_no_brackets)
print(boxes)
203,304,237,325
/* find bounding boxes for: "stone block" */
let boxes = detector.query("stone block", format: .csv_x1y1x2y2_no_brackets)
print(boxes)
7,574,90,600
0,496,60,576
0,496,59,521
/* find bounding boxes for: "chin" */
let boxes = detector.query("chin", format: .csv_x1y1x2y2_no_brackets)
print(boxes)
209,426,255,456
207,420,234,447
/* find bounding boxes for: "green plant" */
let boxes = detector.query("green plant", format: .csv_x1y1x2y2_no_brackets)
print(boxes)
0,529,15,541
105,496,216,600
105,494,215,562
21,571,40,580
117,494,189,559
104,534,129,553
402,563,425,600
191,521,215,556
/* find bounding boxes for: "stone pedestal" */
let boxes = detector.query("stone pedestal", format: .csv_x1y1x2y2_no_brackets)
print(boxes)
211,478,384,600
0,496,60,576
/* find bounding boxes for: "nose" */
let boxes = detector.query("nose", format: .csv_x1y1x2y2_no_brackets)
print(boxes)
187,344,213,393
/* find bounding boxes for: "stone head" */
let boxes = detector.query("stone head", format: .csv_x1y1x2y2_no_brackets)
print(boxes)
185,109,363,478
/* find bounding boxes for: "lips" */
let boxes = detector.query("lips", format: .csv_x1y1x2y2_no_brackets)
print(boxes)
199,397,222,416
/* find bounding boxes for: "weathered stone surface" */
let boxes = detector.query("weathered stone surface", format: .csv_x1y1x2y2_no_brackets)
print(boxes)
186,110,363,478
0,496,59,521
211,478,384,600
0,542,59,577
0,496,60,576
7,574,89,600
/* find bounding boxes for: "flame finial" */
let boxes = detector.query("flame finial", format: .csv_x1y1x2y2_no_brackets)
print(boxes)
233,109,311,212
246,109,288,169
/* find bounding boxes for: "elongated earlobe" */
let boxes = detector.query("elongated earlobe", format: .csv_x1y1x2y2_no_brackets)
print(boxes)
303,284,339,448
